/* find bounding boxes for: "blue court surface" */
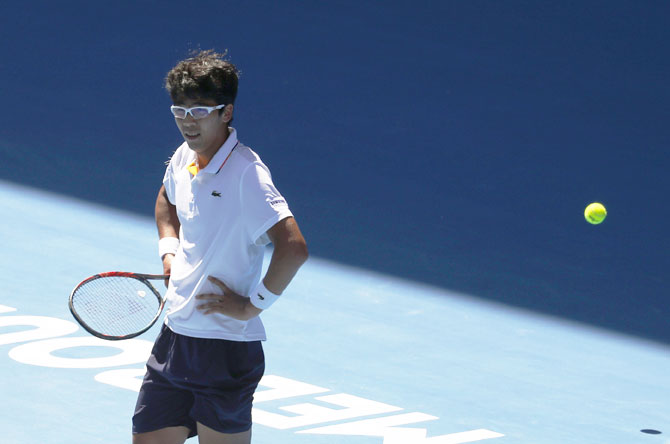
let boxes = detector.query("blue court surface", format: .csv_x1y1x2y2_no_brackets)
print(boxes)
1,181,669,444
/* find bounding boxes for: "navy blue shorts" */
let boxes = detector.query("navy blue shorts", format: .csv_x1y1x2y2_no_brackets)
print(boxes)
132,325,265,437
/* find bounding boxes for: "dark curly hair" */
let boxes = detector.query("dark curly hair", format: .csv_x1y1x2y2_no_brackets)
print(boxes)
165,50,239,106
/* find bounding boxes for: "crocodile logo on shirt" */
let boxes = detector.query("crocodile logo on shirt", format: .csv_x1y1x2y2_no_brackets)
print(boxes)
211,191,221,197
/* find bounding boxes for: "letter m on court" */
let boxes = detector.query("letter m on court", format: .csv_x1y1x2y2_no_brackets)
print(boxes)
298,412,504,443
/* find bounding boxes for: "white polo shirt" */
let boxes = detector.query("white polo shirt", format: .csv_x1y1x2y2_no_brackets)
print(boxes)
162,128,293,341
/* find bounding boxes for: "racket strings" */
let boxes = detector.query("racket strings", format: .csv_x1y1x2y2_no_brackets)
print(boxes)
72,276,162,337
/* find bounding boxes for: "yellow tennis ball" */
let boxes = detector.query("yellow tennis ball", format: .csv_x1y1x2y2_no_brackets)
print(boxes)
584,202,607,224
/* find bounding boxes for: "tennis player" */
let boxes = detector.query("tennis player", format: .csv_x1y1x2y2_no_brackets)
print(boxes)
132,50,308,444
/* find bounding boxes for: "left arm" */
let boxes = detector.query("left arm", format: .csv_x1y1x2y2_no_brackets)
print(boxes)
197,216,308,320
262,216,309,294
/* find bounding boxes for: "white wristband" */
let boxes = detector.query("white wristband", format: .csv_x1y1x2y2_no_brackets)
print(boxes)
158,237,179,259
249,281,281,310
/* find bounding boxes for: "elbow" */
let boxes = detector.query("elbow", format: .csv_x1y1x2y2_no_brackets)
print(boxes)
269,218,309,267
292,239,309,267
298,236,309,261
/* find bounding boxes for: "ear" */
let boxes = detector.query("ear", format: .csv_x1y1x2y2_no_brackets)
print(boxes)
222,104,234,123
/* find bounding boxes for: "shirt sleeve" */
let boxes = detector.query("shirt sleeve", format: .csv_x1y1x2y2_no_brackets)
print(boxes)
240,162,293,245
163,164,175,205
162,158,177,205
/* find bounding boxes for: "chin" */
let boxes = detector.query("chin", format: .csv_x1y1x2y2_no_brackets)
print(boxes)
185,141,202,151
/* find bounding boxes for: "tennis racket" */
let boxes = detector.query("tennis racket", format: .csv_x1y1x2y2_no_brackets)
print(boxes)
69,271,169,340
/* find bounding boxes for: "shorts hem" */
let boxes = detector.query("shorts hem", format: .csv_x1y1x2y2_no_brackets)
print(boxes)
132,424,197,439
194,417,252,435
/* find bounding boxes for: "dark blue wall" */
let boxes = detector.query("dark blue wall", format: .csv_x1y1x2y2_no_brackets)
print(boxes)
1,1,668,343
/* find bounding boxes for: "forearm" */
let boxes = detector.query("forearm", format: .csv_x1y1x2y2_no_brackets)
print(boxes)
155,185,180,279
240,238,307,319
262,240,309,295
242,217,307,318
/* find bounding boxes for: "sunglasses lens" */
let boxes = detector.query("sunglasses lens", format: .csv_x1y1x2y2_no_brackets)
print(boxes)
191,108,211,119
171,107,186,119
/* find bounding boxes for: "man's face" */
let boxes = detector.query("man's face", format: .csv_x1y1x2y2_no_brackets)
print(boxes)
173,96,233,163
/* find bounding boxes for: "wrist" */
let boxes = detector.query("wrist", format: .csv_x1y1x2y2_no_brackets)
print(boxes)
158,237,179,259
249,280,281,310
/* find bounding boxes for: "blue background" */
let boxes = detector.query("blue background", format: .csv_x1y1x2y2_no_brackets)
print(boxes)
1,0,668,343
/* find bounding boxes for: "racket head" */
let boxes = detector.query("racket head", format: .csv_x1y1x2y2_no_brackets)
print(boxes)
69,272,168,340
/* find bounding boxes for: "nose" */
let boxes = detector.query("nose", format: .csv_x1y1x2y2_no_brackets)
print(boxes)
181,113,198,125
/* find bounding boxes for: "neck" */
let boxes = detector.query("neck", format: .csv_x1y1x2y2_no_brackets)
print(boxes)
196,127,230,169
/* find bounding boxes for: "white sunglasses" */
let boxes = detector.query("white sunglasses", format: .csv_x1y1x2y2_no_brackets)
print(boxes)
170,104,226,120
